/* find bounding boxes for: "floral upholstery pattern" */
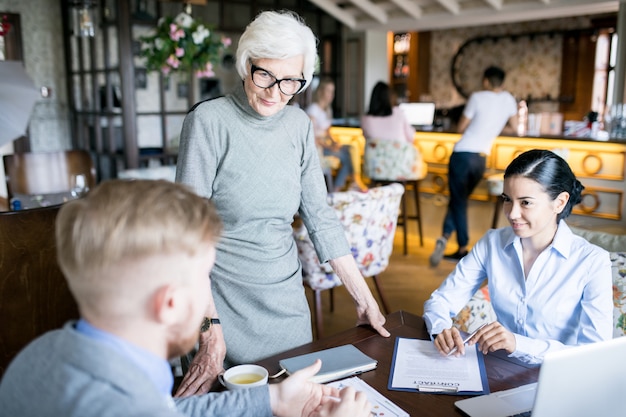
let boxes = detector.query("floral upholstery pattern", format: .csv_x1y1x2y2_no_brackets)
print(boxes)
452,285,497,333
452,252,626,338
293,183,404,291
610,252,626,337
364,140,427,181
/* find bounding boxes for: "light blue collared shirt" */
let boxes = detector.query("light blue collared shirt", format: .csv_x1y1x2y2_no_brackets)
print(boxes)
423,221,613,364
75,319,174,397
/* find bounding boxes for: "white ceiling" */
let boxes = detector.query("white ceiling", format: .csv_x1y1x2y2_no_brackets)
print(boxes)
308,0,619,32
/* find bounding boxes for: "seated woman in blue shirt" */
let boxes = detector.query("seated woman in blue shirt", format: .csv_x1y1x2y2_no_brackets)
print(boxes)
423,149,613,364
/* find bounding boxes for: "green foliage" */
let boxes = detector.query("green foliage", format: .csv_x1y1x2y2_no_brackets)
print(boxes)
140,12,231,78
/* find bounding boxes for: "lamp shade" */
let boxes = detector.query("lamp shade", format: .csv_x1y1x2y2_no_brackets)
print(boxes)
0,61,40,147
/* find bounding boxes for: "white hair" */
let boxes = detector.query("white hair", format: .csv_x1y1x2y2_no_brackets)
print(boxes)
236,10,318,92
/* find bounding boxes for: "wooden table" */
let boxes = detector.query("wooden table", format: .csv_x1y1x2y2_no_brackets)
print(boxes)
257,310,539,416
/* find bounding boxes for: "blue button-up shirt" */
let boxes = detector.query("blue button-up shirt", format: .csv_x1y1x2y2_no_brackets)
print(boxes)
75,319,174,397
424,221,613,364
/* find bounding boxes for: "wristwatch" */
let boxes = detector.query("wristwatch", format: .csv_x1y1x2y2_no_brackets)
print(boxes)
200,317,221,333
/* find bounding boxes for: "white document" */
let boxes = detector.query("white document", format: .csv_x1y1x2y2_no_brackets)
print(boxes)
390,338,485,393
327,376,409,417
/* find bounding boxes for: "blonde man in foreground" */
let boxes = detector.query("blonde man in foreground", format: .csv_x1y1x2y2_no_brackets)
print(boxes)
0,179,371,417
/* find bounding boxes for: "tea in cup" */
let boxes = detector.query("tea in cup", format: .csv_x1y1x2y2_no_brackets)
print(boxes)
219,364,268,390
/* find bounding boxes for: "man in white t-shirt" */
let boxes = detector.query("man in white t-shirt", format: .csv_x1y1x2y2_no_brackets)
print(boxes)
430,66,518,266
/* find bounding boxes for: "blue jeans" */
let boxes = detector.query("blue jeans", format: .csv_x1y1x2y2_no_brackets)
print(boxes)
324,145,353,189
442,152,486,247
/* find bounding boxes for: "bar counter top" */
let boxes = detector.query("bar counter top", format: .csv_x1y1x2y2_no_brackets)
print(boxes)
331,119,624,144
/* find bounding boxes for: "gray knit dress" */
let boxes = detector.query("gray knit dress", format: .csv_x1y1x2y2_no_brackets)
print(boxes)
176,84,351,366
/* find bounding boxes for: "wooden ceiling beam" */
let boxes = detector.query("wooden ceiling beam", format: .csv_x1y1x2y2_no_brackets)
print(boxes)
390,0,423,21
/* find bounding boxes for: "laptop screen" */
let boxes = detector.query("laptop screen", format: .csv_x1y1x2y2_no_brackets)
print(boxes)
399,102,436,127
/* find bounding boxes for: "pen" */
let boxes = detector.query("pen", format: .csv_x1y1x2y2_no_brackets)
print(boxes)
447,322,489,356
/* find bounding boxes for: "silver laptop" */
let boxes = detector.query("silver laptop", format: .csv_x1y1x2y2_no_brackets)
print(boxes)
398,102,435,127
455,336,626,417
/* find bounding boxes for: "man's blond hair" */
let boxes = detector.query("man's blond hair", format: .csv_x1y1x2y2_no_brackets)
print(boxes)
56,179,222,314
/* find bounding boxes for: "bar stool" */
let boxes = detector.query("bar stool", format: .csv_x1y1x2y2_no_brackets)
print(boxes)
364,140,426,254
486,173,504,228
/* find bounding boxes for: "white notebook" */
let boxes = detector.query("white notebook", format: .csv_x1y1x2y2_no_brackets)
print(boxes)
279,344,377,383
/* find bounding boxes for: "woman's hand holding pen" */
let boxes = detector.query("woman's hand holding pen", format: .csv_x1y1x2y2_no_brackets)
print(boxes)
435,322,516,357
472,322,516,355
434,327,467,357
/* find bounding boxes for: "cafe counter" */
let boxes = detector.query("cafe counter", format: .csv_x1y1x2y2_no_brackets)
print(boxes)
330,126,626,229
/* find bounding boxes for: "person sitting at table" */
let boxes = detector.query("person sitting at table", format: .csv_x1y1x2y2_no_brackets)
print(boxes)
306,77,368,192
0,179,372,417
423,149,613,364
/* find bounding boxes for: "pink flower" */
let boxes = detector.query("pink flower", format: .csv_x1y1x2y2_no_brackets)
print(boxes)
221,36,232,47
361,252,374,267
196,62,215,78
161,65,171,75
175,47,184,58
166,55,180,69
169,24,185,41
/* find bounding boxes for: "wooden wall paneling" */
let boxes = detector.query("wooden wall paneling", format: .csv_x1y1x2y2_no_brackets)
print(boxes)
416,31,431,101
560,31,596,121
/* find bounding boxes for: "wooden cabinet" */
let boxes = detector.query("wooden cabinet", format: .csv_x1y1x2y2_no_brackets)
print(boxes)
388,31,430,103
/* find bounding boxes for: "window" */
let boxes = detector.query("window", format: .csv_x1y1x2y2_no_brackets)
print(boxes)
591,29,616,123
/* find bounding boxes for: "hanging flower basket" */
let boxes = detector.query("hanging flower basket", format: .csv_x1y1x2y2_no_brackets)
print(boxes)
140,12,231,78
0,15,12,37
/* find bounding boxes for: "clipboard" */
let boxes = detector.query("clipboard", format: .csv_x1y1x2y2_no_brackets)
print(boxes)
387,337,489,396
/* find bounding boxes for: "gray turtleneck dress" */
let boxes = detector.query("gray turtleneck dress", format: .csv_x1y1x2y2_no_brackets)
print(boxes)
176,84,350,366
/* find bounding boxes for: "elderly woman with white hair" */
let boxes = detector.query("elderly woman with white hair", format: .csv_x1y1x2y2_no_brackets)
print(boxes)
175,10,390,396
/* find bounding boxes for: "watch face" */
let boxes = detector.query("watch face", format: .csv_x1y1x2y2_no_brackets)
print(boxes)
200,317,220,332
200,317,211,333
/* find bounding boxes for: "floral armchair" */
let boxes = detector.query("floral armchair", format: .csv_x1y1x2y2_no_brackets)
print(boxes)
452,285,498,333
363,140,427,182
610,252,626,336
293,183,404,338
363,139,428,253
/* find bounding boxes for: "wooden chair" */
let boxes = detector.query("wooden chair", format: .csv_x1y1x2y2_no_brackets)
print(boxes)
364,140,427,254
3,150,96,203
293,183,404,338
0,204,80,376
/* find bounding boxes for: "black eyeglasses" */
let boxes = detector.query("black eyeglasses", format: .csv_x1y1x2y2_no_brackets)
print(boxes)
250,64,306,96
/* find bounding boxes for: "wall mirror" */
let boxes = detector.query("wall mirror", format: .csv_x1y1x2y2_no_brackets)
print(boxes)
451,30,572,102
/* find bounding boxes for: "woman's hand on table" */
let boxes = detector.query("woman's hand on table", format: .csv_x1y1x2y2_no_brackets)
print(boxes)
355,301,390,338
329,255,390,338
174,324,226,397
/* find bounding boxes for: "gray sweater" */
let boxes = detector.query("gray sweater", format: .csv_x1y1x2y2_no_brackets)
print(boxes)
176,84,350,365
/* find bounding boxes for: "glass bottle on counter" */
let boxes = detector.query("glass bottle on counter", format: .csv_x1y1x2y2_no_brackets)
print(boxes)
517,100,528,136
